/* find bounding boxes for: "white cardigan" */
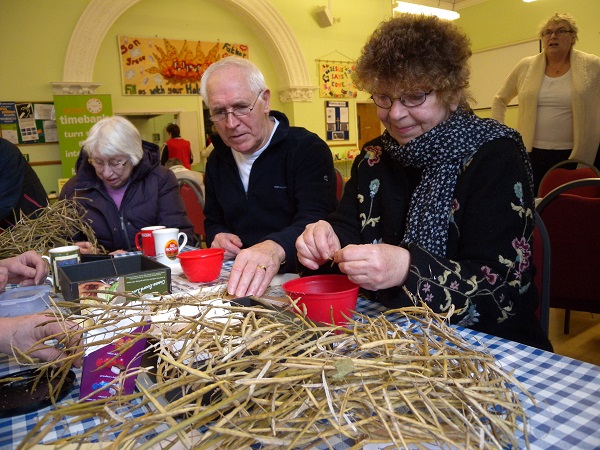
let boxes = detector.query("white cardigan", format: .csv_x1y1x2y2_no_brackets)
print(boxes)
491,49,600,164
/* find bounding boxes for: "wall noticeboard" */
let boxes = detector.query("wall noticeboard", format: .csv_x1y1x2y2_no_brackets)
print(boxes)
325,101,349,141
0,101,57,145
470,39,540,110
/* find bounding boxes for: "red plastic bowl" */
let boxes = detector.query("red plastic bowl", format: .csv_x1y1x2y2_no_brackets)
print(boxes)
282,275,359,325
177,248,225,283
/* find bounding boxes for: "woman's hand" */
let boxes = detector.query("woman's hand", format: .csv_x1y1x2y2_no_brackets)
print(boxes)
75,242,97,255
334,243,411,291
296,220,341,270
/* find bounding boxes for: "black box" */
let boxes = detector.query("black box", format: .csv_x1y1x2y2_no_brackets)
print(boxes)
58,255,171,302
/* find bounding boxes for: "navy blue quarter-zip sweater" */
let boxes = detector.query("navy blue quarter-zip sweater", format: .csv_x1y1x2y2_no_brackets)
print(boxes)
203,111,336,274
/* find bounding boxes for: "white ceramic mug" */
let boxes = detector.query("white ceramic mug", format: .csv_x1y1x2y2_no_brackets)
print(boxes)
42,245,81,292
153,228,188,265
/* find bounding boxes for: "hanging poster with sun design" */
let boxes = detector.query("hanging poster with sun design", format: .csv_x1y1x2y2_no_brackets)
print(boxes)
118,36,249,96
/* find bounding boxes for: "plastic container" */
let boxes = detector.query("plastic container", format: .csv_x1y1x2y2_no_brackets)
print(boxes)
177,248,225,283
0,285,52,317
0,368,75,417
282,275,359,326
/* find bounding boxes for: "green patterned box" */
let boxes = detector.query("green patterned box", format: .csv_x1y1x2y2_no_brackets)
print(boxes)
58,255,171,302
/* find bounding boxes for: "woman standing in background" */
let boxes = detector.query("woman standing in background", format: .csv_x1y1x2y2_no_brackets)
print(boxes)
492,13,600,192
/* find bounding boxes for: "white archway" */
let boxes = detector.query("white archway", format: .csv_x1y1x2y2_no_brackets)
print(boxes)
53,0,316,102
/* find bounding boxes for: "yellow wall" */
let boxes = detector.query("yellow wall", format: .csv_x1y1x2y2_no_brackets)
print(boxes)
1,0,598,192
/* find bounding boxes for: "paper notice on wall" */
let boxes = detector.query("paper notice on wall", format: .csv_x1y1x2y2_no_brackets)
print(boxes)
43,120,58,142
16,103,38,142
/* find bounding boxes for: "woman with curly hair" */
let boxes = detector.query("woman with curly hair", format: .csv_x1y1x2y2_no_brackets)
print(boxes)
296,14,552,350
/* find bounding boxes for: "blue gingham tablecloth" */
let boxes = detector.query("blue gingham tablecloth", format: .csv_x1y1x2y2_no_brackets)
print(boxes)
357,300,600,450
1,280,599,448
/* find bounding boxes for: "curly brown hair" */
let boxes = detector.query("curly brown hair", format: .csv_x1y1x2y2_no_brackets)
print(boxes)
353,14,473,109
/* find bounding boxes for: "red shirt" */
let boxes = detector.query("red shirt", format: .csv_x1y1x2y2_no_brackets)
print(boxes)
164,137,192,169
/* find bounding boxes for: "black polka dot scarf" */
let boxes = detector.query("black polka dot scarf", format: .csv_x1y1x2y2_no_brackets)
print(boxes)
382,107,532,256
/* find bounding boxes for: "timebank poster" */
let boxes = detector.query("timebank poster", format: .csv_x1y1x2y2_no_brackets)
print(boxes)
53,94,112,178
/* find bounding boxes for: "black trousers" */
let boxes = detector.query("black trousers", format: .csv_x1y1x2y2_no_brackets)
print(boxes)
530,147,572,194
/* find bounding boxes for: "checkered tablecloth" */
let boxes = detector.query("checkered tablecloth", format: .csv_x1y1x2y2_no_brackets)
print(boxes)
1,274,599,449
355,299,600,449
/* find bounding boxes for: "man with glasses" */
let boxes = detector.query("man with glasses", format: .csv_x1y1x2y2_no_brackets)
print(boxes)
199,57,336,298
60,116,195,253
492,13,600,191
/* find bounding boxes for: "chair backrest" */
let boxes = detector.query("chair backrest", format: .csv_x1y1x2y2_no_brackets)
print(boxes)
178,178,205,244
536,178,600,314
532,211,550,337
538,158,600,198
334,168,345,202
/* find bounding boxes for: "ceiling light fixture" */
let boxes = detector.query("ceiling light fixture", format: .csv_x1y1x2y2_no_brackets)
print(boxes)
393,1,460,21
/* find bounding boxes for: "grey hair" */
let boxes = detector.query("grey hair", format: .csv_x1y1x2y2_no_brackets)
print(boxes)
82,116,143,166
200,57,267,104
538,12,579,43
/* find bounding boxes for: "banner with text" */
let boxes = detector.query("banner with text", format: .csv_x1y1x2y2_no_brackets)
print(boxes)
119,36,249,96
53,95,113,178
318,61,357,98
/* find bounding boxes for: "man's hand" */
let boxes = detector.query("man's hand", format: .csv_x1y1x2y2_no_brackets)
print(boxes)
227,240,285,297
211,233,243,260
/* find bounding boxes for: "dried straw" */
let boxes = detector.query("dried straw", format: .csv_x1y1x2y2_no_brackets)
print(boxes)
0,198,102,258
17,293,532,450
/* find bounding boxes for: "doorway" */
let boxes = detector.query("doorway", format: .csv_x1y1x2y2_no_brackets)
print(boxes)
116,111,202,165
357,102,382,150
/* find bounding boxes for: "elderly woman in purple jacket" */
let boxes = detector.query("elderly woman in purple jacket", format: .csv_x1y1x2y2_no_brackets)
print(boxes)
60,116,195,253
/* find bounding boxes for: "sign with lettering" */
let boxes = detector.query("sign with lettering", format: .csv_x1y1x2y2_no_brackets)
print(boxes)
118,36,249,96
53,95,113,178
318,61,357,98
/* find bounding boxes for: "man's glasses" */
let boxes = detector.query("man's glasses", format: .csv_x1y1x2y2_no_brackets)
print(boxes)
541,28,572,38
209,91,263,123
89,158,128,170
370,90,433,109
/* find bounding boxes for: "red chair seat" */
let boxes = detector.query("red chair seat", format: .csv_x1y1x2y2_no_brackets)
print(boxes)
179,179,205,244
536,178,600,333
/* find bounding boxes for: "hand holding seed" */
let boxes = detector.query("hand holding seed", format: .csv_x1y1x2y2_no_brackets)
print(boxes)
296,220,341,270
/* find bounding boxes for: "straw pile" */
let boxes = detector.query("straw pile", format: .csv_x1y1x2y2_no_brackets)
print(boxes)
0,198,101,258
19,294,532,450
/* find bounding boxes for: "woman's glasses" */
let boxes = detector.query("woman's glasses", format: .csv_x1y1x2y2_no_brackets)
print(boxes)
370,90,433,109
89,159,128,170
541,28,572,38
